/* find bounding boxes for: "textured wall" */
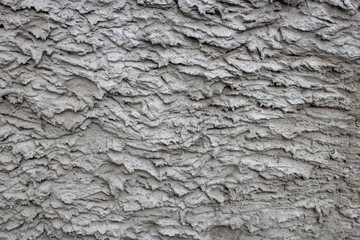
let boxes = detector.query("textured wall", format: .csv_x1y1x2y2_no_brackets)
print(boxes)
0,0,360,239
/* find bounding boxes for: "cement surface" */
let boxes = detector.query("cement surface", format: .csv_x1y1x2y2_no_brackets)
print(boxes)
0,0,360,239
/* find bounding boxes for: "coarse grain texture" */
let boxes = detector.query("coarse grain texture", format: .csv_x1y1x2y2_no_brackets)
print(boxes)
0,0,360,239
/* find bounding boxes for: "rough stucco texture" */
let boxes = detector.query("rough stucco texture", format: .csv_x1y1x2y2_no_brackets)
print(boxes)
0,0,360,239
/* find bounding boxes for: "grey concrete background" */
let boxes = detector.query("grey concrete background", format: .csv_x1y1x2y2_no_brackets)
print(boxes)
0,0,360,239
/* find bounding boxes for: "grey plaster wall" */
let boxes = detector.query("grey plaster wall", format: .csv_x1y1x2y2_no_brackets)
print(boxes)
0,0,360,239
